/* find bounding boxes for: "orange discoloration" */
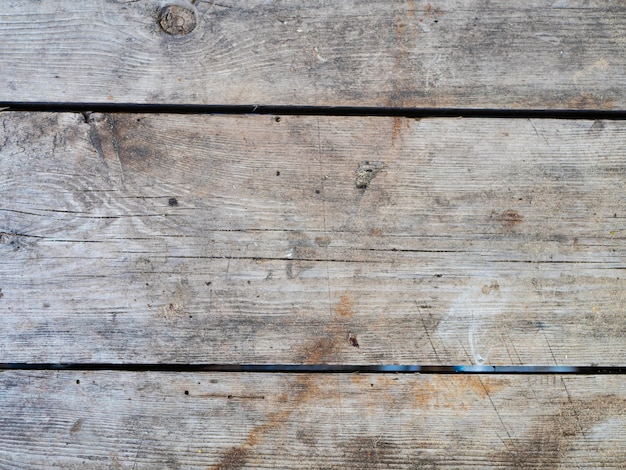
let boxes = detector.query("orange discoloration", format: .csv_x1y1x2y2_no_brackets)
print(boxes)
413,376,509,411
334,292,355,318
392,116,403,145
407,0,416,16
299,335,340,364
424,4,444,17
565,93,614,110
210,376,321,470
464,376,509,399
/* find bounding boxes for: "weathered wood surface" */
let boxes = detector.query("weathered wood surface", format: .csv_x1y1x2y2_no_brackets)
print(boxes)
1,0,625,109
1,371,625,469
1,112,625,365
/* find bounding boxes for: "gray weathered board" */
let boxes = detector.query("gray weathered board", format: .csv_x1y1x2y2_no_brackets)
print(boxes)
2,371,626,469
2,1,626,468
1,112,625,366
0,0,625,108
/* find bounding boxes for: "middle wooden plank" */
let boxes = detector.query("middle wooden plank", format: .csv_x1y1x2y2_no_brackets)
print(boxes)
1,112,625,365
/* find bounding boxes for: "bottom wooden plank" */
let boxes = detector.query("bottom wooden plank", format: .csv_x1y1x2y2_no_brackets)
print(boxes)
1,372,625,469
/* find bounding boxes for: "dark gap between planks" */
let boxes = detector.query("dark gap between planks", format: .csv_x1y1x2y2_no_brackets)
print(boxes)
2,364,626,375
3,102,626,120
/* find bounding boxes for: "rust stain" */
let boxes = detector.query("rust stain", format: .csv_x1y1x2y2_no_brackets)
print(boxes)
407,0,415,16
499,209,523,227
464,376,509,399
564,93,614,111
413,376,509,410
424,4,444,17
334,292,356,318
391,116,402,145
298,335,341,364
209,376,321,470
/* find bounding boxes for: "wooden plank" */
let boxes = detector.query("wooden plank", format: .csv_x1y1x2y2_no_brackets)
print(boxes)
2,112,626,365
1,371,625,468
1,0,625,109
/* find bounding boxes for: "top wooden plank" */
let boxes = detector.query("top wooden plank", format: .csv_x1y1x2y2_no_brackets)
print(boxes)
1,0,625,109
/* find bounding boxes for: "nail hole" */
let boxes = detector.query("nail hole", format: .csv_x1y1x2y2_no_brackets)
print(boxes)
184,390,189,395
168,197,178,207
274,116,281,122
76,380,80,385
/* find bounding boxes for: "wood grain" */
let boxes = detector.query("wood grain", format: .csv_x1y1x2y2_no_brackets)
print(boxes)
1,0,625,109
1,371,625,469
2,112,626,365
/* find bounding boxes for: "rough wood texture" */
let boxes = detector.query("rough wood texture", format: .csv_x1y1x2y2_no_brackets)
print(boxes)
2,112,625,365
1,371,625,469
1,0,625,108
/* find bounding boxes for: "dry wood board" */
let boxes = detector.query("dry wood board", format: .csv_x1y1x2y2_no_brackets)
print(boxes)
1,371,626,469
1,112,625,366
0,0,625,108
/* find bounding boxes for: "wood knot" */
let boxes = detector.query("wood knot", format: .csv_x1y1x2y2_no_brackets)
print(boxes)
355,161,384,189
159,3,197,36
499,209,523,227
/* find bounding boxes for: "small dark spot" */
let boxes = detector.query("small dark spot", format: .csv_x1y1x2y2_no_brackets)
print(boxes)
274,116,281,122
349,333,360,348
227,395,233,399
210,379,218,384
371,383,374,387
184,390,189,395
614,213,617,218
276,170,281,176
205,281,212,286
189,315,193,319
43,303,50,308
168,197,178,207
247,280,251,285
136,118,141,122
0,289,3,299
434,274,443,278
315,189,321,194
76,380,80,385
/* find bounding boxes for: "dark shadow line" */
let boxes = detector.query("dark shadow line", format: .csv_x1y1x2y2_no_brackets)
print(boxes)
1,363,626,374
2,102,626,120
